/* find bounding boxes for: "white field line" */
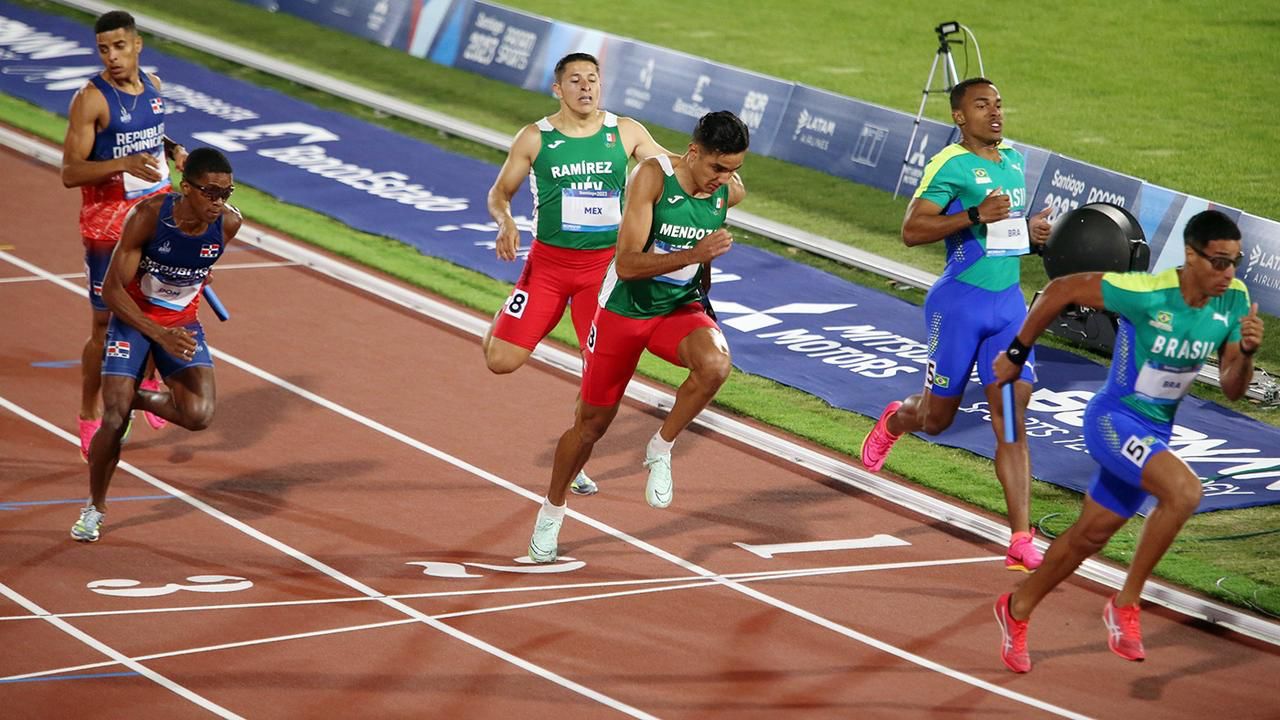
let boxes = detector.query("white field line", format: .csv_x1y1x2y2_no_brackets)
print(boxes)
2,250,1089,719
0,582,243,718
1,556,1004,684
3,123,1274,647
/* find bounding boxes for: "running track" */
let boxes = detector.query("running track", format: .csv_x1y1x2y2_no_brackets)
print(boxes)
1,140,1278,718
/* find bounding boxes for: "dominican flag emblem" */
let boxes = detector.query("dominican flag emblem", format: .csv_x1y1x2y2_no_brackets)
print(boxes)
106,340,131,358
91,282,103,297
151,97,164,113
199,244,220,258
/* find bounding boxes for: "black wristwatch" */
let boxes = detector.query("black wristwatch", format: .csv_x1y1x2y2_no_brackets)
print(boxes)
967,206,982,225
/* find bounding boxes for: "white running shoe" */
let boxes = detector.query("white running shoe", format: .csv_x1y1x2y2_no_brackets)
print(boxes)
644,453,673,509
569,470,598,496
528,515,563,563
71,505,105,542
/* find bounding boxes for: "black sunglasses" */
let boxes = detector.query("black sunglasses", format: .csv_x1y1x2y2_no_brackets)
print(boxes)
186,180,235,202
1191,245,1243,272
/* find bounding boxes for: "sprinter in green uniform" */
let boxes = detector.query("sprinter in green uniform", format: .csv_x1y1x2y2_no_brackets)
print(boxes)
991,210,1262,673
527,111,749,562
484,52,668,496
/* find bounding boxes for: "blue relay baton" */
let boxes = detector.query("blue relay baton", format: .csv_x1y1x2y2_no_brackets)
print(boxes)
1001,382,1015,443
202,286,229,321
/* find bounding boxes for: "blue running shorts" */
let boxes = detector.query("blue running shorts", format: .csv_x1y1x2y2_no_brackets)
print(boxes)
922,281,1036,397
1083,393,1174,518
101,316,213,381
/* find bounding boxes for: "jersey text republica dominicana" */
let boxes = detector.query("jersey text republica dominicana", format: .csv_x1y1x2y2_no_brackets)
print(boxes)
914,142,1028,291
124,194,225,327
599,155,728,319
81,73,170,244
529,112,629,250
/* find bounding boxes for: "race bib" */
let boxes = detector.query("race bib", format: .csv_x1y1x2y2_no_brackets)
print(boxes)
652,239,699,285
985,211,1030,257
1135,362,1199,403
561,188,621,232
141,274,200,311
122,150,170,200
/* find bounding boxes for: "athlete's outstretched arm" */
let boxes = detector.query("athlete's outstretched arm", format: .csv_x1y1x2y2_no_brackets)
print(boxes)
101,199,197,358
486,124,541,261
620,117,671,162
1218,303,1264,401
992,273,1106,384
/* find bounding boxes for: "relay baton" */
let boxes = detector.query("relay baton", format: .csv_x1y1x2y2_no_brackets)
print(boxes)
202,286,230,321
1001,382,1015,444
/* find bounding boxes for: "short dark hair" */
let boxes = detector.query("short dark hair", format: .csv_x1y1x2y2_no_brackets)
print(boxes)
692,111,750,155
183,147,233,182
1183,209,1241,250
554,53,599,82
94,10,136,35
950,77,995,110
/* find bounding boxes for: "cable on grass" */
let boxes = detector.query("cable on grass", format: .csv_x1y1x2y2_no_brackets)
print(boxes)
1214,576,1280,620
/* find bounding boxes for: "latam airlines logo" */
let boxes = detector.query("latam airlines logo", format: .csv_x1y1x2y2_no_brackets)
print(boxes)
711,301,856,332
793,108,837,152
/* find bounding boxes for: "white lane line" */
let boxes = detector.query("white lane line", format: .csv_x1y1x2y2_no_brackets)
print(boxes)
2,556,1003,684
0,249,1089,719
0,555,1002,623
7,126,1272,651
0,396,655,720
0,582,243,718
0,260,295,285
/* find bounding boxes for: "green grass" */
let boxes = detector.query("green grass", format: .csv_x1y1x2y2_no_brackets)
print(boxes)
9,0,1280,617
511,0,1280,221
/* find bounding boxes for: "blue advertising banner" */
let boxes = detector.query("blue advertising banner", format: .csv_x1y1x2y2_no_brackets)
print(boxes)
599,37,793,156
771,85,960,197
1142,191,1243,274
4,1,1278,511
233,0,414,49
437,0,552,90
1238,214,1280,313
1029,153,1143,225
769,85,871,177
245,0,1280,317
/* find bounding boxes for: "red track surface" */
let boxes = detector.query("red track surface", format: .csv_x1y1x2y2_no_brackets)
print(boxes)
2,143,1278,718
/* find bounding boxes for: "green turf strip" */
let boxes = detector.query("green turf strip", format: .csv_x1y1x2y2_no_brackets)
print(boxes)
8,0,1278,618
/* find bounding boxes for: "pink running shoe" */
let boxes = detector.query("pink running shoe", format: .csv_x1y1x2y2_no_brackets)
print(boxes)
77,416,101,463
1103,596,1145,661
994,592,1031,673
1005,531,1044,572
859,401,903,472
138,377,168,430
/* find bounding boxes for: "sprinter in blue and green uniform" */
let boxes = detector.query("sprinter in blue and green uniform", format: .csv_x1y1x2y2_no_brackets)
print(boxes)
991,210,1263,673
860,78,1055,573
527,111,749,563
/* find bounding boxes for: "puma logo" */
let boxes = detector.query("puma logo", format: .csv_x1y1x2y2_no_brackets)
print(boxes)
1213,312,1229,326
546,140,565,149
666,196,684,205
